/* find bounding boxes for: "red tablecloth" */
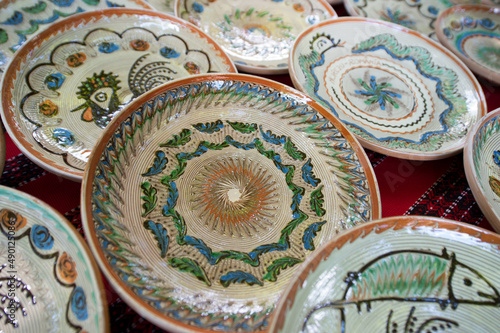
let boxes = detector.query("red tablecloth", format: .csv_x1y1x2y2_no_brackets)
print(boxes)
1,3,499,332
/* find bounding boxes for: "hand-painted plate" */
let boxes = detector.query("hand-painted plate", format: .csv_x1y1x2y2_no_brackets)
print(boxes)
0,0,153,80
344,0,454,39
0,185,108,332
81,73,381,332
0,8,237,182
175,0,337,74
289,17,486,160
269,216,500,333
464,108,500,233
436,4,500,85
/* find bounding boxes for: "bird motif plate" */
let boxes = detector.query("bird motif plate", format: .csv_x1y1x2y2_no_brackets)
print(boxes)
436,4,500,85
0,0,153,80
464,108,500,234
0,8,236,182
175,0,337,74
344,0,454,39
289,17,486,160
81,73,381,332
0,185,108,332
269,216,500,333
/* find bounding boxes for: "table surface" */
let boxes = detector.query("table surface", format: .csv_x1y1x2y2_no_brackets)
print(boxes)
1,3,500,332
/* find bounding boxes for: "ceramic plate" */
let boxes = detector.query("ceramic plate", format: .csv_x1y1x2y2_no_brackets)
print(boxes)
436,4,500,85
0,8,237,182
270,215,500,333
0,0,153,79
344,0,453,39
81,73,381,332
289,17,486,160
175,0,337,74
0,185,108,332
464,108,500,233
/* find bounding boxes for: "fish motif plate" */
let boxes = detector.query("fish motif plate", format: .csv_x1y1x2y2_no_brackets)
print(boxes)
289,17,486,160
175,0,337,74
0,8,237,182
436,4,500,85
0,185,108,332
81,73,381,332
344,0,454,39
464,108,500,233
269,215,500,333
0,0,153,80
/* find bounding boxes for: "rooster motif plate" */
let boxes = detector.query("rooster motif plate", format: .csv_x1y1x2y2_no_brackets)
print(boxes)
175,0,337,74
289,17,486,160
0,185,108,332
0,0,153,79
270,216,500,333
81,73,381,332
0,8,236,181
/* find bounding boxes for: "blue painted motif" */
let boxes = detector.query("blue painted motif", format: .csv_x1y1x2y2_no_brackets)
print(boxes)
31,225,54,250
70,286,88,321
52,128,76,146
45,73,65,90
192,2,204,13
98,42,119,53
1,11,23,25
480,18,495,29
355,75,401,111
160,47,180,58
49,0,74,7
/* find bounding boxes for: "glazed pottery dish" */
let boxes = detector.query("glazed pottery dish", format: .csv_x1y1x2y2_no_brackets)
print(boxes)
269,215,500,333
81,73,381,332
0,185,108,332
175,0,337,74
0,8,236,182
0,0,153,79
464,108,500,233
289,17,486,160
344,0,453,39
436,4,500,85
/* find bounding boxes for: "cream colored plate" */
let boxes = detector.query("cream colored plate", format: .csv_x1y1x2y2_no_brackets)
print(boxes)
0,185,108,332
82,73,381,332
0,8,236,182
289,17,486,160
175,0,337,74
270,216,500,333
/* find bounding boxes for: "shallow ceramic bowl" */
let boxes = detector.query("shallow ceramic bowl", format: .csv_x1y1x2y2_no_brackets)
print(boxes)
0,0,153,80
344,0,453,39
270,215,500,333
464,108,500,233
0,8,236,182
436,4,500,85
175,0,337,74
81,73,381,332
289,17,486,160
0,185,108,332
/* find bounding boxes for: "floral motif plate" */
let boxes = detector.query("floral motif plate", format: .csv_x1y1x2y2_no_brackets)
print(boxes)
175,0,337,74
344,0,454,39
0,0,153,79
464,108,500,233
0,185,108,332
0,8,237,182
436,4,500,85
81,73,381,332
289,17,486,160
269,216,500,333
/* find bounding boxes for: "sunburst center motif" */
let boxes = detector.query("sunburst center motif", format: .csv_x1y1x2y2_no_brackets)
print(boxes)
190,156,278,237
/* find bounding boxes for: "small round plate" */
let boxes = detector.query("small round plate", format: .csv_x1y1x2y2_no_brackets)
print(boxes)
269,215,500,333
81,73,381,332
436,4,500,85
0,185,108,332
464,107,500,233
0,8,237,182
0,0,153,80
343,0,453,39
175,0,337,75
289,17,486,160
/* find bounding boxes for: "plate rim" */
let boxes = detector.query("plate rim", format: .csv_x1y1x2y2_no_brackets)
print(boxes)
81,72,382,332
288,16,487,161
0,7,238,182
268,214,500,333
